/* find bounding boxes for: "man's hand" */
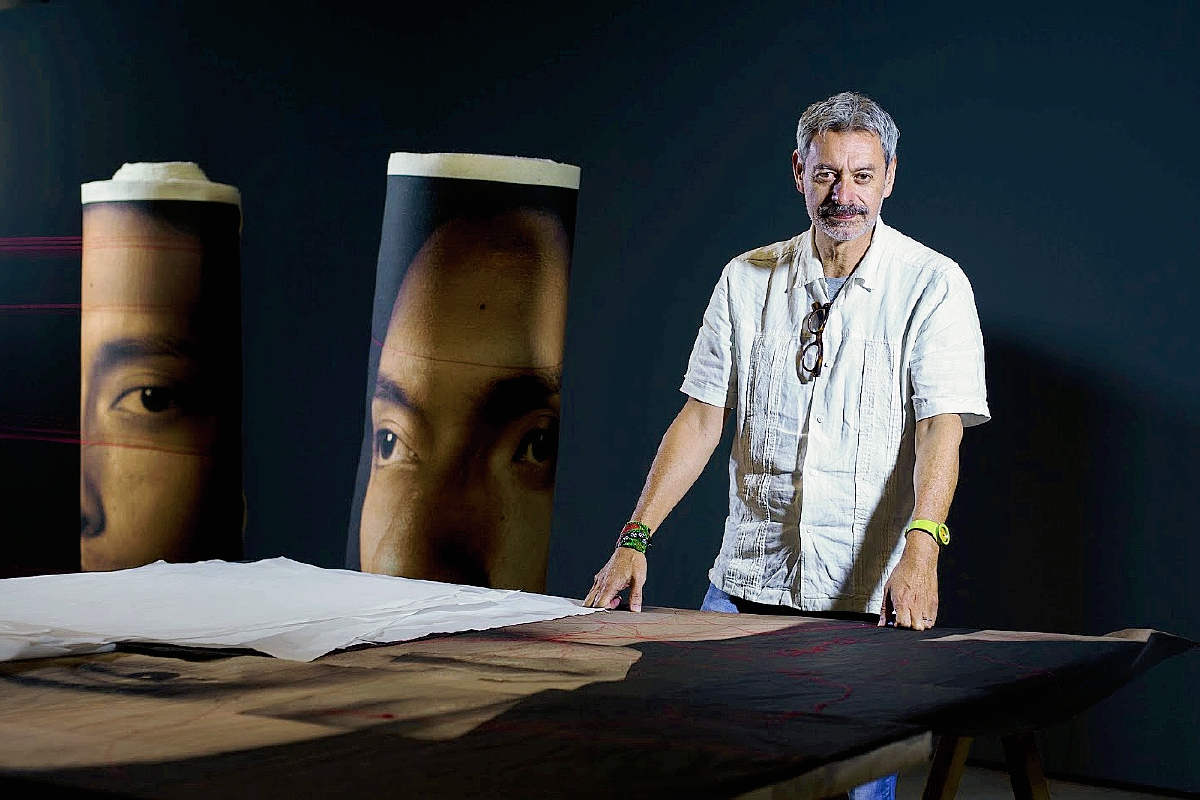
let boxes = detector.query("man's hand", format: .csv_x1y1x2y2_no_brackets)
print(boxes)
581,400,729,613
884,413,960,630
878,530,940,630
584,547,648,611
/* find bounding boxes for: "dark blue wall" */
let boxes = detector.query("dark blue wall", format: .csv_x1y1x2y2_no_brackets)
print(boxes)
0,0,1195,790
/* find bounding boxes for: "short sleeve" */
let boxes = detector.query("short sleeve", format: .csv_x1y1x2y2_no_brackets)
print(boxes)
909,267,990,427
680,263,738,409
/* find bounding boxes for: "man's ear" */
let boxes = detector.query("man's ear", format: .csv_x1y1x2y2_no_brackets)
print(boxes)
791,150,804,193
883,156,897,198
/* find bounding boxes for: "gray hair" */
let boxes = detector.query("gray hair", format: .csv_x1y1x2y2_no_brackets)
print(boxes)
796,92,899,166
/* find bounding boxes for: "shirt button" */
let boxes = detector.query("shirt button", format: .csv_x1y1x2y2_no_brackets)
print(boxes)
815,414,824,423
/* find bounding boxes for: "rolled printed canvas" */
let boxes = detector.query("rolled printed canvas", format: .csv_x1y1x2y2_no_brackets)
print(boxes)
80,163,243,570
347,153,579,593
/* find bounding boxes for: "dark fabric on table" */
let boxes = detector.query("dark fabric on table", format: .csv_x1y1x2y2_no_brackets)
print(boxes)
4,616,1193,799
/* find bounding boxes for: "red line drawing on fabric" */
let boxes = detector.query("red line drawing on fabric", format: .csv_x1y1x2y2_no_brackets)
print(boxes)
0,303,81,312
776,636,863,657
318,708,397,721
782,670,855,713
0,428,214,457
924,640,1062,688
0,235,83,256
0,432,79,445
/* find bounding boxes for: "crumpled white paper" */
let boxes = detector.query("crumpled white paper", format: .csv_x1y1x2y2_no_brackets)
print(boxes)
0,558,599,662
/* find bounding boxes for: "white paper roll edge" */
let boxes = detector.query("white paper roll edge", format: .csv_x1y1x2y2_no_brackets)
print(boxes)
81,162,242,207
387,152,580,190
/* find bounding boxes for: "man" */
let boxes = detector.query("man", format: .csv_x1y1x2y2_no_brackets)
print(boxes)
358,209,570,592
585,91,989,629
80,196,243,571
585,91,988,800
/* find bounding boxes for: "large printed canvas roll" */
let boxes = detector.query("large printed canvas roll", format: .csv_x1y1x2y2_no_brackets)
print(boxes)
80,163,243,571
347,153,579,592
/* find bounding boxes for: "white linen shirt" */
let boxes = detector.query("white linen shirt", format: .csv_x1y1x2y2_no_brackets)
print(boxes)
680,219,989,613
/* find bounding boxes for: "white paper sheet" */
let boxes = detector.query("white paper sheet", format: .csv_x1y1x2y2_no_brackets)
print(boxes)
0,558,599,662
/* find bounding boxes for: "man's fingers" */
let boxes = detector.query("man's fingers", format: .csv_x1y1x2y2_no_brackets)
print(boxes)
891,592,936,630
596,569,634,610
891,584,917,628
594,580,620,609
584,555,622,608
583,550,648,611
583,576,605,608
629,576,645,613
882,540,940,630
919,600,938,630
584,577,614,609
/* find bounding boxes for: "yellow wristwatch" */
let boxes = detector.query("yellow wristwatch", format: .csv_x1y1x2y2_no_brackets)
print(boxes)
906,519,950,547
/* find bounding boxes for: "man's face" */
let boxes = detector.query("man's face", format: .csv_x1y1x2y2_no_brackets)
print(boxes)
359,210,570,592
792,129,896,243
80,204,219,570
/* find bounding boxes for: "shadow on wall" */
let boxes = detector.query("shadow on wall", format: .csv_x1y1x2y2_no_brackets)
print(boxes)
945,334,1197,639
0,251,79,578
944,334,1199,791
0,420,79,578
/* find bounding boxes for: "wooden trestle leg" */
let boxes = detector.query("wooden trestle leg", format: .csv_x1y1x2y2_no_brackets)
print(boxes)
1001,732,1052,800
922,735,973,800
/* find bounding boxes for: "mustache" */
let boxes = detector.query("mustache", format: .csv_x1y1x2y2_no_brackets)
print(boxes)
818,202,869,218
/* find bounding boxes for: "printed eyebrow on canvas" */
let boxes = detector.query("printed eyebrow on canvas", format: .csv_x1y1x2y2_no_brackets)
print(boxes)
373,371,558,429
87,336,199,387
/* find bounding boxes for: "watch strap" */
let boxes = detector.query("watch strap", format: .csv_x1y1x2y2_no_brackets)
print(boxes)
907,518,950,547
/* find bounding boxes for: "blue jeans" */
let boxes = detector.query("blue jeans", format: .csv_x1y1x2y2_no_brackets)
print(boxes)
701,584,897,800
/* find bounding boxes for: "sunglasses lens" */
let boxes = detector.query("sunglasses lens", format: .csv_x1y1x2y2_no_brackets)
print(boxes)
805,304,827,333
801,342,820,372
800,302,830,377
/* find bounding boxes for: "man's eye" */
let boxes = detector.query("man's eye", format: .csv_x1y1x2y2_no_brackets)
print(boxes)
374,428,417,465
513,426,558,465
855,174,871,183
112,386,180,415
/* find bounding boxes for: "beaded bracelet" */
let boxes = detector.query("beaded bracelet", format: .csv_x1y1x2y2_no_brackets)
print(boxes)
616,521,652,554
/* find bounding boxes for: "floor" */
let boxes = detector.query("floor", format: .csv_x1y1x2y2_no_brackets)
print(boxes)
895,763,1178,800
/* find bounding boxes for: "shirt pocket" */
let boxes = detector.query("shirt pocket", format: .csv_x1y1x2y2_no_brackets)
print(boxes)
744,331,801,476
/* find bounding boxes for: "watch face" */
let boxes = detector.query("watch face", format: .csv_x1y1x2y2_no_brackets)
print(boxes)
936,525,951,546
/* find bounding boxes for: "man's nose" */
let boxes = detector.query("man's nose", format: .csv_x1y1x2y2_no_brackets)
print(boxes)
831,178,851,204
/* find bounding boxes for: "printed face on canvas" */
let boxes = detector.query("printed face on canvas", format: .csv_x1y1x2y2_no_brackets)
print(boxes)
80,203,221,570
359,210,570,592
